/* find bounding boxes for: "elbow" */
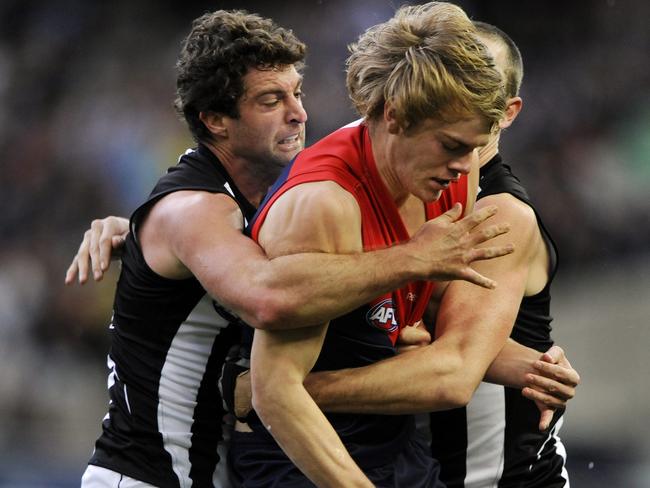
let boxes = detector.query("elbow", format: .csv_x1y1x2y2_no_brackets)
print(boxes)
441,382,475,408
247,309,283,331
240,292,290,330
424,353,480,409
250,368,276,420
250,365,291,422
245,291,314,330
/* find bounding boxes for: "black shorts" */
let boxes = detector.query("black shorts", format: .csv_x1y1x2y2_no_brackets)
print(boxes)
228,428,445,488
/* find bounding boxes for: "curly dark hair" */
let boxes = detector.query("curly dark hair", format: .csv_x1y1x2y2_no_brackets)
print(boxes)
174,10,306,143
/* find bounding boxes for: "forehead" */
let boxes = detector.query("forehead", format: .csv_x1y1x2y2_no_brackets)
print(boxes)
242,65,302,97
417,116,492,146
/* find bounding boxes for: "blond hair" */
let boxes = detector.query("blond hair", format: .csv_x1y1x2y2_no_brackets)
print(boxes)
346,2,506,131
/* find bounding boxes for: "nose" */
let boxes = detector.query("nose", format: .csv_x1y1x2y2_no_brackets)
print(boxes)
448,150,474,176
287,95,308,124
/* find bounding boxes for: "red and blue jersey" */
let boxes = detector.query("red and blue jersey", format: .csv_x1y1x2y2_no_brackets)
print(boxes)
234,122,468,485
250,121,467,347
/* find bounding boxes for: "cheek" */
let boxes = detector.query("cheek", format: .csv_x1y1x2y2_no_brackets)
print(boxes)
245,125,274,150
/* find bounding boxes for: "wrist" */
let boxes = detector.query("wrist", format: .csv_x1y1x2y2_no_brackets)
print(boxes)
386,241,425,282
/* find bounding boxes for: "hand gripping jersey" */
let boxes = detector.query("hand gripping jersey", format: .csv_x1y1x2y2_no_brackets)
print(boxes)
87,145,254,488
429,154,569,488
232,122,468,487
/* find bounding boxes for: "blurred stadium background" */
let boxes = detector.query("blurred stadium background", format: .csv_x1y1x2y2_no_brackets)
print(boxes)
0,0,648,486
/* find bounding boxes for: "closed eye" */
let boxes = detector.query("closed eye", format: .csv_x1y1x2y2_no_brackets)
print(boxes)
442,142,469,154
261,97,281,107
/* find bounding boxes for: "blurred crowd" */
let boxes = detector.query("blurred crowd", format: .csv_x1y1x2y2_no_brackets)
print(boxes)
0,0,648,484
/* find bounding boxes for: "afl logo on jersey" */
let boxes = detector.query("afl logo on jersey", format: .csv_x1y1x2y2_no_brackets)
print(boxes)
366,298,399,333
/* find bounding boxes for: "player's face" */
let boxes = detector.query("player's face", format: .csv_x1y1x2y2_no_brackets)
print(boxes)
225,65,307,173
386,116,491,203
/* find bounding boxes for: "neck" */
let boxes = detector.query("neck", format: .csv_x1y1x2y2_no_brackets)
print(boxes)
478,132,500,168
203,141,275,207
368,121,410,207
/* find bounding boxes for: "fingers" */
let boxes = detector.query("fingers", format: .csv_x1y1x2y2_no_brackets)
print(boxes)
397,322,432,347
527,370,574,398
540,345,565,365
64,258,79,285
459,268,497,290
98,223,121,274
439,202,463,223
467,243,515,263
522,385,569,411
234,370,253,419
533,359,580,388
456,204,499,233
541,346,578,384
65,217,129,285
111,235,127,257
76,230,92,284
522,375,575,408
470,223,512,248
90,220,104,281
536,405,555,432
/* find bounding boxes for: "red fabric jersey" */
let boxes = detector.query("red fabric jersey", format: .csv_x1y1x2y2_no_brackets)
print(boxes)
250,121,468,345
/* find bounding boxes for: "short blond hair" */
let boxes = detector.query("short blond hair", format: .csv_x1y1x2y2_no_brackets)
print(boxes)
346,2,506,131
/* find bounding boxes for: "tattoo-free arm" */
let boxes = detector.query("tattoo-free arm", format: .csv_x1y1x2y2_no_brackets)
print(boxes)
305,195,572,413
251,181,372,487
131,189,513,330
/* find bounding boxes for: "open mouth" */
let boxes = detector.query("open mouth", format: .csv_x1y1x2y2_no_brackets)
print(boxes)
278,133,301,145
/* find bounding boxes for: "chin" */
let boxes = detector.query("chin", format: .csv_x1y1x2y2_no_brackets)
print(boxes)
422,190,443,203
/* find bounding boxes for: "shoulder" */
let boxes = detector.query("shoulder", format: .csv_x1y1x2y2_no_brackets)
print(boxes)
280,180,360,217
477,192,535,229
144,190,244,244
259,181,362,256
137,190,247,279
476,192,539,262
156,190,240,223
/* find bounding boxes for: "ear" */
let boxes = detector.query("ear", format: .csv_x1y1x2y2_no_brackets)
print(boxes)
499,96,523,130
383,100,401,135
199,111,228,139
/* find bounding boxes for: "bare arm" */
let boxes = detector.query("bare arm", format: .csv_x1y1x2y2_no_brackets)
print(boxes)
69,190,513,330
301,195,577,416
251,181,371,487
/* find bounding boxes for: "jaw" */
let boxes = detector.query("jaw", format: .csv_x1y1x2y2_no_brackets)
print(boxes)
277,126,305,155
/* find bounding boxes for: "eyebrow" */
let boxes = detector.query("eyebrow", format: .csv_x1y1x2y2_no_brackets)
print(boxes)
441,133,488,149
250,77,304,99
441,134,471,148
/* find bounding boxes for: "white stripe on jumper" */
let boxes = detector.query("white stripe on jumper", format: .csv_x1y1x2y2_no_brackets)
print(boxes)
223,182,248,228
157,294,230,488
533,415,570,487
464,382,506,488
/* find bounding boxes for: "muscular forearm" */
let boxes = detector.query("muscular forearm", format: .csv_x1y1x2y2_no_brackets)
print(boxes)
235,245,419,330
304,340,476,415
217,203,514,330
303,283,521,414
253,382,372,488
235,336,575,419
304,337,543,415
483,338,541,387
251,327,372,488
